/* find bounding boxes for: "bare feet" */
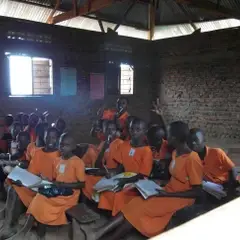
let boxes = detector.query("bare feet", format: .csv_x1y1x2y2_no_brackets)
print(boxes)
72,219,97,240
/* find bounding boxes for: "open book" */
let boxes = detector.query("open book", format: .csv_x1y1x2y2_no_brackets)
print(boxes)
7,166,52,190
202,181,227,199
94,172,136,193
134,179,163,199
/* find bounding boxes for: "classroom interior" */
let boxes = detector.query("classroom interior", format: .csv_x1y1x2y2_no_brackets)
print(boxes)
0,0,240,239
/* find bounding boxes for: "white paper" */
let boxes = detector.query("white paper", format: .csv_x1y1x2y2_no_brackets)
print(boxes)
8,166,52,189
94,172,136,192
8,166,42,187
134,179,162,199
202,181,227,199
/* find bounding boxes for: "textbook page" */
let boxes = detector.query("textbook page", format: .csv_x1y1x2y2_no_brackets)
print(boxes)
8,166,42,187
94,172,136,192
202,181,227,199
134,179,162,199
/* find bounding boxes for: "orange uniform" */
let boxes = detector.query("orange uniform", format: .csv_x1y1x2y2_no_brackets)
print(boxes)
27,156,85,225
26,142,40,161
203,147,235,184
82,142,104,168
98,141,153,216
153,139,169,160
102,109,116,120
83,138,123,200
122,151,203,237
11,149,60,207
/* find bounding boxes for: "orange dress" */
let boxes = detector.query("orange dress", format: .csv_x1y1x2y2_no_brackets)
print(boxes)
26,142,40,161
11,150,60,207
102,109,116,120
203,147,235,184
27,156,85,225
122,151,203,237
98,141,153,216
83,138,124,200
153,139,169,160
82,142,104,167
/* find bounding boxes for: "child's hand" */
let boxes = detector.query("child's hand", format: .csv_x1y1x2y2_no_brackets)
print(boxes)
12,180,23,187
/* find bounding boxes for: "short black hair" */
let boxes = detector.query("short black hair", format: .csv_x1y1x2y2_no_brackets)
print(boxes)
105,120,117,129
147,125,165,141
18,131,30,141
169,121,189,143
47,127,60,137
117,96,129,104
131,117,147,130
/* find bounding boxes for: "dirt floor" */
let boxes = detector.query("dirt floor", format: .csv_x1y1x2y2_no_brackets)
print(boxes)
0,139,239,240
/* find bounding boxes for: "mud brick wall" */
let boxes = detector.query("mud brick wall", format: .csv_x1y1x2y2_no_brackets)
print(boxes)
153,28,240,141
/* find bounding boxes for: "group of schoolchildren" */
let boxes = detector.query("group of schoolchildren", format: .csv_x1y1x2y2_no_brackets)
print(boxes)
0,96,238,240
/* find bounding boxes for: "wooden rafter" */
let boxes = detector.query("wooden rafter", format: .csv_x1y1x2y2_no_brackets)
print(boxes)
48,0,126,24
148,0,156,40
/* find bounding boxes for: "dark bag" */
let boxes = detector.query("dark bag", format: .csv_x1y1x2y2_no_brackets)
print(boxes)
38,185,73,198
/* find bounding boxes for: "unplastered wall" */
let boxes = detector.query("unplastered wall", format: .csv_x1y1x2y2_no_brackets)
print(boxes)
153,28,240,143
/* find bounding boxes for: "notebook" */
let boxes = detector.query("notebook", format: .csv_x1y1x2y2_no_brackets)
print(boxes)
8,166,52,190
202,181,227,199
134,179,162,199
93,172,136,193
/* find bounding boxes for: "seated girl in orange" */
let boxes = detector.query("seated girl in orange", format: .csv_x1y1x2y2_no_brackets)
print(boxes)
97,118,153,216
83,119,109,167
1,131,30,174
81,121,203,240
83,120,124,200
188,128,237,185
0,127,60,240
24,113,39,143
17,133,85,239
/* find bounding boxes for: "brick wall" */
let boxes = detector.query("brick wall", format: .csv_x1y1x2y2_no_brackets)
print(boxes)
153,28,240,142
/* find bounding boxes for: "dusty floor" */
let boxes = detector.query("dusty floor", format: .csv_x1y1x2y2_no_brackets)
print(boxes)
0,201,145,240
0,140,239,240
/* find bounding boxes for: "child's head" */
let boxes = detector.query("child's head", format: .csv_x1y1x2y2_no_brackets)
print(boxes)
129,118,147,142
55,118,66,134
5,114,14,127
44,127,60,151
11,122,22,140
116,97,129,112
59,133,76,159
17,131,30,151
22,114,29,127
35,122,49,147
167,121,189,148
147,125,164,150
105,120,117,139
28,113,39,128
188,128,205,153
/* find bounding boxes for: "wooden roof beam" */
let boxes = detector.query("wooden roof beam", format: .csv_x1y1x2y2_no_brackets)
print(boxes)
48,0,126,24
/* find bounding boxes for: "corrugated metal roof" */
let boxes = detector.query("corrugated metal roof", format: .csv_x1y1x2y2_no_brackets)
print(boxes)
1,0,240,41
153,18,240,40
0,0,148,39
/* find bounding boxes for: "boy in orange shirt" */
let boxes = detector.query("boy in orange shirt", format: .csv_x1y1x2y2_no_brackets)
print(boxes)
0,127,60,239
18,133,85,239
188,128,237,185
97,118,153,216
83,120,123,200
81,121,203,239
